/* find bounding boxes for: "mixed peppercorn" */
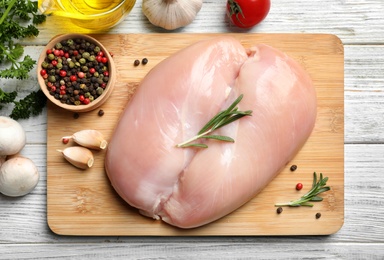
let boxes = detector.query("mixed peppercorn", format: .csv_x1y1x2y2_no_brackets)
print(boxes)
40,38,110,106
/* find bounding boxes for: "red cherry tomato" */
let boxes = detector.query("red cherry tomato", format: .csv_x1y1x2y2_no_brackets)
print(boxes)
227,0,271,28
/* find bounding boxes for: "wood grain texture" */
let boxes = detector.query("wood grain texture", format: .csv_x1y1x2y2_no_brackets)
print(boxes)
45,33,344,236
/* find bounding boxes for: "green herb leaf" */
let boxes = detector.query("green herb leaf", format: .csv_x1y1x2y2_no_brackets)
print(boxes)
201,135,235,142
0,0,46,118
180,143,209,149
176,94,252,148
275,172,331,207
9,89,47,120
0,88,17,103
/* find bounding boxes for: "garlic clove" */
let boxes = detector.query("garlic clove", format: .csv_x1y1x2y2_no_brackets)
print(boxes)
59,146,94,170
142,0,203,30
63,130,108,150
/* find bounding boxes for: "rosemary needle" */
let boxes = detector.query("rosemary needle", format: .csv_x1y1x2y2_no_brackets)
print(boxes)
176,94,252,148
275,172,331,207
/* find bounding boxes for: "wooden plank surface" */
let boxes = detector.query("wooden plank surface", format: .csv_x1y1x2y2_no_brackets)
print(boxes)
46,33,344,236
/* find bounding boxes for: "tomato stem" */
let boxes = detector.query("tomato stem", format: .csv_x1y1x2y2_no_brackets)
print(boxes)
228,0,246,26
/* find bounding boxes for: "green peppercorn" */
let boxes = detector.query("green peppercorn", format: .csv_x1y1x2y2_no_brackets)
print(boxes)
79,58,86,65
96,87,104,95
48,75,56,82
82,52,90,60
41,61,49,69
55,42,63,49
68,61,75,68
56,63,63,69
89,95,94,102
82,66,88,72
84,92,90,98
48,53,55,60
94,72,99,77
67,39,74,45
89,55,95,62
75,62,81,67
74,100,81,106
94,46,100,53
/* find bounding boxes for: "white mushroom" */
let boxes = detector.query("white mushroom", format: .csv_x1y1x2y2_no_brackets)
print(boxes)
0,116,26,162
142,0,203,30
0,156,39,197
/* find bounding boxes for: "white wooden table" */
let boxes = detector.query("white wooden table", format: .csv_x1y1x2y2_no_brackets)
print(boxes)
1,0,384,258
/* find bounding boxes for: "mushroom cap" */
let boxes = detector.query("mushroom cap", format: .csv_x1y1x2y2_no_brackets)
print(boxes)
0,116,26,156
0,157,39,197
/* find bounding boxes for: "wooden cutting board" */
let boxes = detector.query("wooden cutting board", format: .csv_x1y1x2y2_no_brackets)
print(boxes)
47,33,344,236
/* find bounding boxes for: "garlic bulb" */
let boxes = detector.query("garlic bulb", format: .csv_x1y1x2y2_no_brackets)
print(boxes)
142,0,203,30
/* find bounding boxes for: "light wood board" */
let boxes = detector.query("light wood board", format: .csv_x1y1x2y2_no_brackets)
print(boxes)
46,33,344,236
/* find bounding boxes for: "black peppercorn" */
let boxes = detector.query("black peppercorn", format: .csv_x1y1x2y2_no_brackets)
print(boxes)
315,212,321,219
290,164,297,172
142,58,148,65
73,113,79,119
276,207,283,214
98,109,104,116
134,59,140,66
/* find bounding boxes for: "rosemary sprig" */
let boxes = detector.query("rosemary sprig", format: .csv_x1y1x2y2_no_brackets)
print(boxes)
275,172,331,207
176,94,252,148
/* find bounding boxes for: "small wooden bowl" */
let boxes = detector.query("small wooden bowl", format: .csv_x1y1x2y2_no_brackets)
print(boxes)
37,34,116,113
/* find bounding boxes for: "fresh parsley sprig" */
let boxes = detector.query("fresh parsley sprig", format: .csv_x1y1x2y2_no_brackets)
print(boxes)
176,94,252,148
0,0,45,79
0,0,47,119
275,172,331,207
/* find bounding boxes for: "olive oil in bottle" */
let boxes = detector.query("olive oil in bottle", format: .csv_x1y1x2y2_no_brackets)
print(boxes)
38,0,136,30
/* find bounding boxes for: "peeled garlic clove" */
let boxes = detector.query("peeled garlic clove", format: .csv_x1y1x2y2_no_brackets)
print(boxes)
63,130,108,150
59,146,94,170
142,0,203,30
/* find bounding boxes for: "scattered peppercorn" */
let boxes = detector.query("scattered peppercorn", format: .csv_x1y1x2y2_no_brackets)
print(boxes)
73,112,79,119
296,183,303,191
142,58,148,65
134,59,140,66
276,207,283,214
62,138,70,144
290,164,297,171
98,109,104,116
315,212,321,219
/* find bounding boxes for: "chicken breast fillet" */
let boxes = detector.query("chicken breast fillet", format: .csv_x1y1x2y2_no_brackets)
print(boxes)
105,37,317,229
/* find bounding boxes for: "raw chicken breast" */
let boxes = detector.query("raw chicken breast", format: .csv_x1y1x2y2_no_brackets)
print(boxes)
105,37,317,228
